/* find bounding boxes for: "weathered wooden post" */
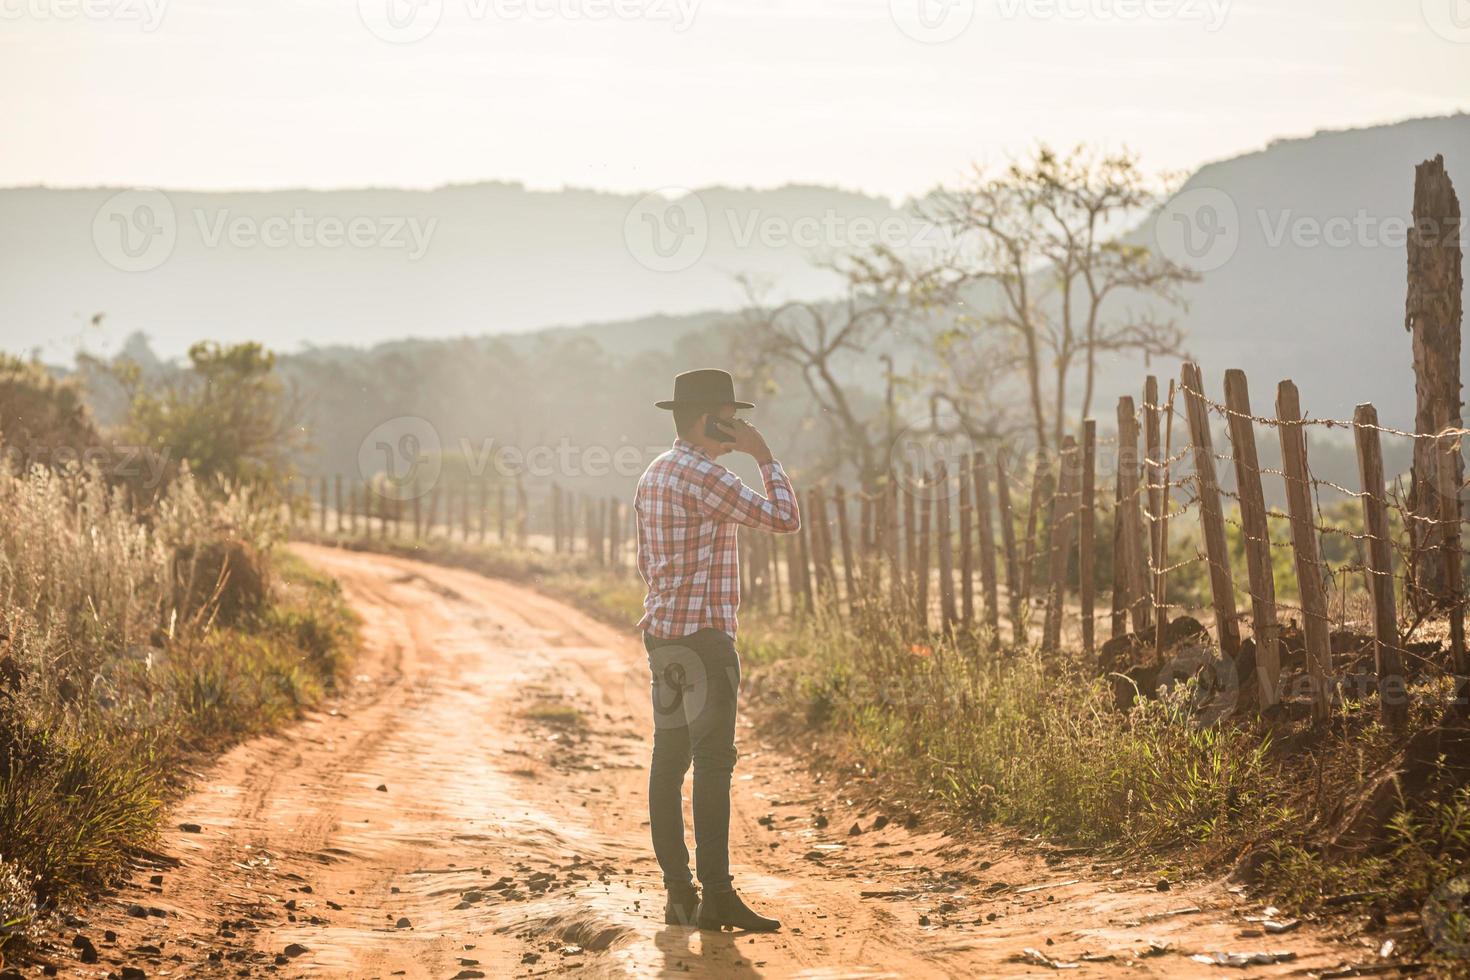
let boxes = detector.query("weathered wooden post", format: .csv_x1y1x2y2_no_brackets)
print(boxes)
886,477,902,611
1225,369,1281,707
1144,377,1164,617
793,517,817,608
334,475,344,534
1181,361,1240,657
1111,460,1126,639
1277,379,1333,722
1019,451,1048,608
1042,436,1079,650
1438,414,1466,674
958,458,975,626
937,462,958,631
974,452,1001,641
904,465,918,595
772,530,787,614
1079,421,1097,657
917,472,933,631
1354,403,1408,727
515,478,528,545
1153,380,1176,662
1406,155,1463,615
477,481,487,543
995,453,1023,645
1116,397,1152,635
807,488,832,602
834,485,858,618
318,477,328,533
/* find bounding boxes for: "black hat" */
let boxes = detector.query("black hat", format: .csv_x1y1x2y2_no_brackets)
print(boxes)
655,369,755,411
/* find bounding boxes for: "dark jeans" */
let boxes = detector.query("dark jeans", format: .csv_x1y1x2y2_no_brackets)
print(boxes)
644,627,741,896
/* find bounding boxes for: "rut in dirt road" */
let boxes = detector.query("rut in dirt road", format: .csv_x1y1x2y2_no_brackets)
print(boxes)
54,544,1370,979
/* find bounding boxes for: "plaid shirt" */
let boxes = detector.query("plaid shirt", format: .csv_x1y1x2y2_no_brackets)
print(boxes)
635,438,800,639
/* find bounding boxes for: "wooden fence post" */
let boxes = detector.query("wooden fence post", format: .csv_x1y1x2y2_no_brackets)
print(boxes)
834,485,858,618
858,493,874,602
772,530,786,614
1438,412,1467,674
794,520,814,611
1277,379,1333,722
1181,361,1240,657
1019,451,1048,608
974,452,1001,641
1144,376,1164,622
937,462,958,631
1153,381,1177,661
1225,369,1281,708
1116,397,1153,635
995,453,1023,645
807,489,832,602
904,465,918,596
334,475,344,534
958,457,975,627
479,481,489,543
1042,436,1079,649
1354,403,1408,727
917,473,933,631
885,478,902,611
1079,421,1097,657
318,477,328,533
515,479,528,545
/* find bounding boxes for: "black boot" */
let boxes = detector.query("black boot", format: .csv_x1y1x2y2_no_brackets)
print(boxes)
695,890,781,932
664,884,700,926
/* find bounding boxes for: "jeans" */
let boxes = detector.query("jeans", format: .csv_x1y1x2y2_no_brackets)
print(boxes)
644,627,741,896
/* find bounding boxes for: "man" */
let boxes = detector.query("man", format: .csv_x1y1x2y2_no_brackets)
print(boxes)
634,368,800,932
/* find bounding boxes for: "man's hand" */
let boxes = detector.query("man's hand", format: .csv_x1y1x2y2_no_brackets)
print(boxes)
729,419,773,464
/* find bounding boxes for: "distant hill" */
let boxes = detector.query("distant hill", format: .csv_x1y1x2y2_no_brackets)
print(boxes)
1124,113,1470,428
10,113,1470,470
0,181,907,361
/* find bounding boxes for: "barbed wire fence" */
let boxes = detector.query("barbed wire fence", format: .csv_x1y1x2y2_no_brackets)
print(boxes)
288,359,1468,729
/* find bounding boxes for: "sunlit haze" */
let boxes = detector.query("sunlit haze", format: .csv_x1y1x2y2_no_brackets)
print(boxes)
4,0,1468,198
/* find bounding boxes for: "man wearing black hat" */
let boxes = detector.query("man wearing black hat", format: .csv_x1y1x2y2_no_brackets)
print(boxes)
635,369,801,932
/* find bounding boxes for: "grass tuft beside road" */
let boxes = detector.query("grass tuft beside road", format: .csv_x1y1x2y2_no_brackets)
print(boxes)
1,472,356,958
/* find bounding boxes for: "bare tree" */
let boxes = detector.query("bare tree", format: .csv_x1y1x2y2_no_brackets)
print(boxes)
735,249,956,489
924,145,1196,450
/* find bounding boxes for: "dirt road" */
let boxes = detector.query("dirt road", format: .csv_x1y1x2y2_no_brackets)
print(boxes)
56,545,1382,978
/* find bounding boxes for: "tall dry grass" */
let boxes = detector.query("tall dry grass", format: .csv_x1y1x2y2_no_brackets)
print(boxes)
0,461,353,949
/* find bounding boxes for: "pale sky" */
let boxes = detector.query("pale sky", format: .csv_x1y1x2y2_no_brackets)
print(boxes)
2,0,1468,199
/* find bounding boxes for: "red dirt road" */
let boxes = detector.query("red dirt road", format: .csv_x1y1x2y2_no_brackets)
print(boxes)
51,545,1384,978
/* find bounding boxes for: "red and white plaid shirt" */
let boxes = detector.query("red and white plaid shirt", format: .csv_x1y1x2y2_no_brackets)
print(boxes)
635,438,800,639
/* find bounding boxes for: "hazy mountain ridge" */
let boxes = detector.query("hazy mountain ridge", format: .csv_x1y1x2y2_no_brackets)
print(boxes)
8,113,1470,441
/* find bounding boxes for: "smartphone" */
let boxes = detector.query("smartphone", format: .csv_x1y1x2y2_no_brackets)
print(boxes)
705,416,737,443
